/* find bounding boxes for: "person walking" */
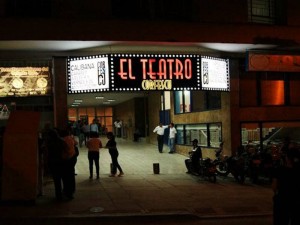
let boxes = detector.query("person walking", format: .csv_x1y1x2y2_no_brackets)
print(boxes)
105,132,124,177
86,132,102,179
82,121,90,146
168,122,177,154
153,123,168,153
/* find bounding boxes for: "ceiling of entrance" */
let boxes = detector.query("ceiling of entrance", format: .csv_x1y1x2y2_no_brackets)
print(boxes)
0,40,277,107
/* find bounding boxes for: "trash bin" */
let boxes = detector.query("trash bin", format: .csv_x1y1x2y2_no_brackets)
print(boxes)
153,163,160,174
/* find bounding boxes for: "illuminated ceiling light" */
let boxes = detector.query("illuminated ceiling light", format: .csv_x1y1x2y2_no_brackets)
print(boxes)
72,102,81,105
74,99,83,103
95,96,104,99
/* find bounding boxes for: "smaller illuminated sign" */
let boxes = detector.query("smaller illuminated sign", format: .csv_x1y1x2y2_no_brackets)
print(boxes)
0,67,51,97
68,55,110,94
201,56,230,91
247,52,300,72
110,54,201,91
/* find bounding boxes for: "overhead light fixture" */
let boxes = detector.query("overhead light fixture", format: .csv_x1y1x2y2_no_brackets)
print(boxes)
103,102,110,104
72,102,81,105
74,99,83,102
71,104,79,107
107,99,115,102
95,96,104,99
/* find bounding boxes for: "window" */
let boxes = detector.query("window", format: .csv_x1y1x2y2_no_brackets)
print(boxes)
175,90,221,114
175,123,222,148
248,0,286,25
241,121,300,150
248,0,275,24
68,106,113,131
261,72,284,106
239,72,300,107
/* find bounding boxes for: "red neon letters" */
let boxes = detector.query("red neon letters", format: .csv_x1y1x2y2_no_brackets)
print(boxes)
117,58,192,80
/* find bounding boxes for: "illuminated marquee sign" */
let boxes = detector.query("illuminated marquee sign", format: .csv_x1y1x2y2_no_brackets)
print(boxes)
247,52,300,72
0,67,51,97
68,55,110,93
110,54,200,91
201,56,230,91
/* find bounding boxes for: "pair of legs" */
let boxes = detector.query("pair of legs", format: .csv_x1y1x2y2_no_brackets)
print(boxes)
88,151,100,179
110,151,123,176
62,157,76,199
168,138,175,153
157,135,164,153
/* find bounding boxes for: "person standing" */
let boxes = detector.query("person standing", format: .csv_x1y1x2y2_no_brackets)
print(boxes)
153,123,168,153
90,119,99,135
272,148,300,225
168,123,177,154
61,128,78,199
82,121,90,146
46,129,68,200
105,132,124,177
86,132,102,179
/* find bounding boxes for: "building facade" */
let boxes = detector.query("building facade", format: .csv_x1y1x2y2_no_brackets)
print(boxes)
0,0,300,159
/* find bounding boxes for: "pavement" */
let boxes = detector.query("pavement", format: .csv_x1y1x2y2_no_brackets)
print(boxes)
0,138,274,222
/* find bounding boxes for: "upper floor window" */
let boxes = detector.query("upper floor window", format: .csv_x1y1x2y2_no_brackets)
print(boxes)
239,72,300,107
248,0,286,25
174,90,221,114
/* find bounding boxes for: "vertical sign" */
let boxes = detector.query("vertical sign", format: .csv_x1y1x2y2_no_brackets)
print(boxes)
68,55,110,93
201,56,230,91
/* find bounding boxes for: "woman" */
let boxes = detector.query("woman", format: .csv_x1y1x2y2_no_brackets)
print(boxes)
105,132,124,177
87,131,102,179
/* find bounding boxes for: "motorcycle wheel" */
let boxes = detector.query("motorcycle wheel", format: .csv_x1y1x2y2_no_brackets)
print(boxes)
216,162,230,176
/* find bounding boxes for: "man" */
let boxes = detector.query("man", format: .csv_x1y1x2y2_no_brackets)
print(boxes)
90,119,99,135
185,139,202,174
153,123,168,153
168,122,177,154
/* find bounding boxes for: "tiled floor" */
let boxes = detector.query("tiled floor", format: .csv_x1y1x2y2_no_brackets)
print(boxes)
75,137,187,177
0,137,274,221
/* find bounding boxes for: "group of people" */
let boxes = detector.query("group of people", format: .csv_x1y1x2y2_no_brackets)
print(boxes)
153,122,177,153
86,131,124,179
42,127,78,201
41,124,124,201
72,119,108,147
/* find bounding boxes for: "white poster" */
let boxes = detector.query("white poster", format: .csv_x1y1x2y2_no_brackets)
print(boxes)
201,57,229,91
68,56,109,93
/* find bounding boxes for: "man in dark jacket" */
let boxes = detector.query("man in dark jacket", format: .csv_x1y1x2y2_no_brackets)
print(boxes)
185,139,202,174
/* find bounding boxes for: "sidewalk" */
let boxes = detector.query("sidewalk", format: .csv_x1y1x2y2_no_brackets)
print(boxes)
0,138,274,220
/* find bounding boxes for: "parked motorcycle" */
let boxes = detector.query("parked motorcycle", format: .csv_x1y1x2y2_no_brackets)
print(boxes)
214,146,248,184
186,157,217,183
198,157,217,183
